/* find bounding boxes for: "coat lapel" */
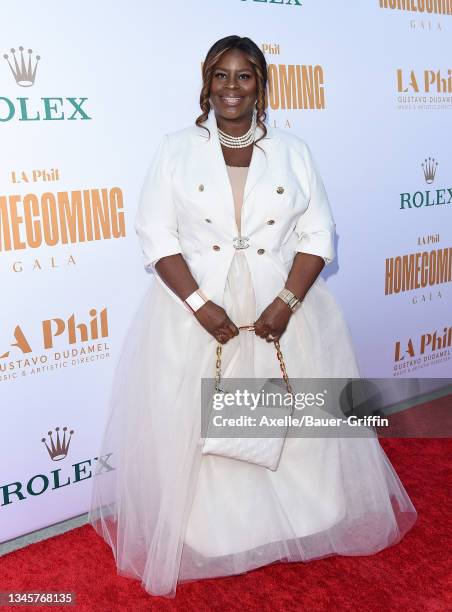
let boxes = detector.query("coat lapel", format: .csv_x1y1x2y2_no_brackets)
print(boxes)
195,108,272,235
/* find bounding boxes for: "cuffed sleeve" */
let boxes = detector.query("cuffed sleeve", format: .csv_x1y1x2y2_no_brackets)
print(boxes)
294,141,336,265
134,134,183,273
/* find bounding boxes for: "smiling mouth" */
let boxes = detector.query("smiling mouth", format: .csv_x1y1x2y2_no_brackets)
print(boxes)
221,96,243,105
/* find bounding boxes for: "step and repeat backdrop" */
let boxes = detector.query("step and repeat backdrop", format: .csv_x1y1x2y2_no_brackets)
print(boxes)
1,1,451,542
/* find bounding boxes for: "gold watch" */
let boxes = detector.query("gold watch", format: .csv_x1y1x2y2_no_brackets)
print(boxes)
277,287,301,312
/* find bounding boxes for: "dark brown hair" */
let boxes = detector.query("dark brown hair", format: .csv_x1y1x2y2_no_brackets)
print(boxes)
195,35,268,147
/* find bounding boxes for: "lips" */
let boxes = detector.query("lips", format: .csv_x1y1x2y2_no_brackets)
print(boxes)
221,96,242,106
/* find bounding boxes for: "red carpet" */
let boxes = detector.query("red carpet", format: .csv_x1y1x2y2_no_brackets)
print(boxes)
1,437,451,612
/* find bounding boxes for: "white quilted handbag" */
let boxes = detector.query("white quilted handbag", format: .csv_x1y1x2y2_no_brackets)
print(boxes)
201,325,295,471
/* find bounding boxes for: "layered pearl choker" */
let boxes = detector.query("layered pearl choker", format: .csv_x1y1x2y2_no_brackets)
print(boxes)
217,111,257,149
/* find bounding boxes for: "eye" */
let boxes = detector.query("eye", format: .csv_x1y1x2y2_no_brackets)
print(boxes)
239,73,252,79
214,72,227,79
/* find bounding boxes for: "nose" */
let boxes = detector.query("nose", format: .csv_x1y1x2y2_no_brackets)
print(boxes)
224,76,240,89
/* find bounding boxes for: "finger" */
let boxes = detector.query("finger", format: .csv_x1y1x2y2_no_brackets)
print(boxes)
227,320,239,336
217,325,233,340
253,320,262,333
214,329,226,343
256,325,269,339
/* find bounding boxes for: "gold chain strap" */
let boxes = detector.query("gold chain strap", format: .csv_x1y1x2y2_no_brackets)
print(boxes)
214,325,293,395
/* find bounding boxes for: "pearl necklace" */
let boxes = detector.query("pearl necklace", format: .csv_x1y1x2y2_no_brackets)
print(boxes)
217,111,257,149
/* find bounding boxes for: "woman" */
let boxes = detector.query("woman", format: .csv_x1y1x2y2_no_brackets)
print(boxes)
88,36,417,598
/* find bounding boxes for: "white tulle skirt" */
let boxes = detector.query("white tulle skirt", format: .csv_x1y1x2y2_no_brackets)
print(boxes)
88,251,417,598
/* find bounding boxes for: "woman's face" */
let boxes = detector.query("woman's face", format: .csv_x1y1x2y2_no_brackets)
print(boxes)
209,49,257,122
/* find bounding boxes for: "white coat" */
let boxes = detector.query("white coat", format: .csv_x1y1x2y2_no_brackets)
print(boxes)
134,108,336,318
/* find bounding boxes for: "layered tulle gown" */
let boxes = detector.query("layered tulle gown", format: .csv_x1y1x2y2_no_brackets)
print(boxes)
88,243,418,598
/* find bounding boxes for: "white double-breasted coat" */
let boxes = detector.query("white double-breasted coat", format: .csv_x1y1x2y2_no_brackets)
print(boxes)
134,108,336,317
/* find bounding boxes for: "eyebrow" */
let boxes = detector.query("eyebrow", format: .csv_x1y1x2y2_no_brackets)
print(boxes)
214,66,253,72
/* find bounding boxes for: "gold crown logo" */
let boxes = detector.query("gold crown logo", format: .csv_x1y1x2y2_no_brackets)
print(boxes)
421,157,438,184
3,46,41,87
41,427,74,461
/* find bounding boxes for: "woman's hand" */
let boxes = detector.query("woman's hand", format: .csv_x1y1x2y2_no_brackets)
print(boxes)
194,301,239,344
254,298,292,342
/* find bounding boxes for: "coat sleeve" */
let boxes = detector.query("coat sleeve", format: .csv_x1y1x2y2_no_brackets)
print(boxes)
294,141,336,265
134,134,183,274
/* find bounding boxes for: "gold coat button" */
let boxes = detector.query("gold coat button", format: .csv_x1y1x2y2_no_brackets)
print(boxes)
257,248,265,255
205,218,212,223
266,219,275,225
213,245,220,251
198,184,205,191
276,186,284,194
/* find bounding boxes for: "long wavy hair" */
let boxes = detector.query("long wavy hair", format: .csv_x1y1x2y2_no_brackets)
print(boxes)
195,35,268,148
